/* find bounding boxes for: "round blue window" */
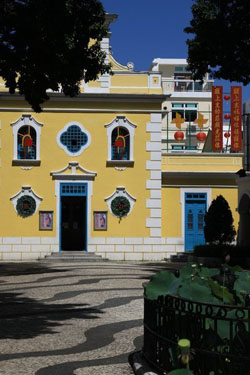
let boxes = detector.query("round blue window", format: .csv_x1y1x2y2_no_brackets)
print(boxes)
60,125,88,153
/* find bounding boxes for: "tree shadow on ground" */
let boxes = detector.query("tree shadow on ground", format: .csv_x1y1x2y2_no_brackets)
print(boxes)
0,263,71,277
0,292,103,340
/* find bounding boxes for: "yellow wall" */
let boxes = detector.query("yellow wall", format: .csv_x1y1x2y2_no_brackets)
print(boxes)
161,185,239,239
162,155,243,172
111,74,148,88
0,103,152,238
162,187,182,238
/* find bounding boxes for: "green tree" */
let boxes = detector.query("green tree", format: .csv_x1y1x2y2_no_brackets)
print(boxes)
204,195,236,245
0,0,111,112
185,0,250,84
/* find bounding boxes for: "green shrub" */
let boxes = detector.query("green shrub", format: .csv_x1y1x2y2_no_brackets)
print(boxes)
204,195,236,244
145,262,250,306
194,244,250,258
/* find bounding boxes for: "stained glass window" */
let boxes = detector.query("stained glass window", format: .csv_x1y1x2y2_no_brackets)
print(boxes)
111,127,130,160
17,126,36,160
60,125,88,154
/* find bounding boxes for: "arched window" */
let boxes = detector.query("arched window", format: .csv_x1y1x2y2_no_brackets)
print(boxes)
105,116,136,166
17,125,36,160
111,126,130,160
11,114,43,165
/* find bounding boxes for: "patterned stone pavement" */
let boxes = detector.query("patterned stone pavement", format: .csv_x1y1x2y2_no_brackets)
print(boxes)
0,261,166,375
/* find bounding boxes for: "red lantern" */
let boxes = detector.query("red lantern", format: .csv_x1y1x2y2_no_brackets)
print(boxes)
224,95,230,101
174,131,184,141
196,132,207,142
224,113,231,120
224,132,231,138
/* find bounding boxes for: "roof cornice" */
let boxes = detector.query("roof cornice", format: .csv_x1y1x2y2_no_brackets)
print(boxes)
0,92,169,104
162,171,239,180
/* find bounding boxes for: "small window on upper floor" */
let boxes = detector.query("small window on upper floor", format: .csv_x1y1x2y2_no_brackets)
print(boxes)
111,126,130,160
105,116,136,167
17,125,36,160
172,103,198,122
11,114,43,166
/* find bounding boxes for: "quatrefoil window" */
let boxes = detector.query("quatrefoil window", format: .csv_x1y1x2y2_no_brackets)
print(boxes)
57,122,91,156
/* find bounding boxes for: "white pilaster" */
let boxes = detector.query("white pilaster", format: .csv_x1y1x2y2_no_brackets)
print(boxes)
146,113,162,238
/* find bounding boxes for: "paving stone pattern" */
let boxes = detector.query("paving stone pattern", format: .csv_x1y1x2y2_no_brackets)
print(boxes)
0,261,165,375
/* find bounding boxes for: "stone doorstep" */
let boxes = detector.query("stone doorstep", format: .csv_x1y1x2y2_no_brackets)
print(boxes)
129,351,160,375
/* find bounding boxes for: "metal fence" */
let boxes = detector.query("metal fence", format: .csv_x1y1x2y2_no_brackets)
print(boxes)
143,293,250,375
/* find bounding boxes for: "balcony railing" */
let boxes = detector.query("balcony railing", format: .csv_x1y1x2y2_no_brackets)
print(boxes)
162,110,243,154
162,79,213,93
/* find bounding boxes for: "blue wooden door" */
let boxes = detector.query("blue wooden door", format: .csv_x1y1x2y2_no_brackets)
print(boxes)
185,193,206,251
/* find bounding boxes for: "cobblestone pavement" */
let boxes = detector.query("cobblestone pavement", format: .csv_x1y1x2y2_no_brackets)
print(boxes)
0,261,167,375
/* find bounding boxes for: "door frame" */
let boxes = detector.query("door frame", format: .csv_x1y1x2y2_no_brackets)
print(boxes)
184,192,207,251
55,179,94,252
180,188,211,249
60,183,87,251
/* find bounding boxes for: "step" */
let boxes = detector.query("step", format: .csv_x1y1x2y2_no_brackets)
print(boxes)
49,251,100,257
40,251,108,262
170,253,188,263
41,257,108,262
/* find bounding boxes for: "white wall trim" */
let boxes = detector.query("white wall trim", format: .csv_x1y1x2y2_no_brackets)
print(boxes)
10,185,43,215
163,184,236,188
105,186,136,217
148,74,161,88
50,161,97,180
146,112,162,238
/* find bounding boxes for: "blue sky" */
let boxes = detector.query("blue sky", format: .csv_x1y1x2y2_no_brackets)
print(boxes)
101,0,250,104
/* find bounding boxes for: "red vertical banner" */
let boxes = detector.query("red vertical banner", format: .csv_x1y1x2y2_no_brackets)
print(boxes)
231,86,242,151
212,86,223,151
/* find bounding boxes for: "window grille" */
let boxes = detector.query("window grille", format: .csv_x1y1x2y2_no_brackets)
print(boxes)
61,183,87,196
186,193,206,199
60,125,88,153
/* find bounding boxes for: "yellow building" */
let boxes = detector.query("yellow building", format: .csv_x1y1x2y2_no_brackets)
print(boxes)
0,16,242,261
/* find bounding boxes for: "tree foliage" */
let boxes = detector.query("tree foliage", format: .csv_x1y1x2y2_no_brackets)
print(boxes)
0,0,111,112
185,0,250,84
204,195,236,245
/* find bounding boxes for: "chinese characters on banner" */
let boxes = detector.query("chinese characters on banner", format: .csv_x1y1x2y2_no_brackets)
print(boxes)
212,86,223,151
231,86,242,151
